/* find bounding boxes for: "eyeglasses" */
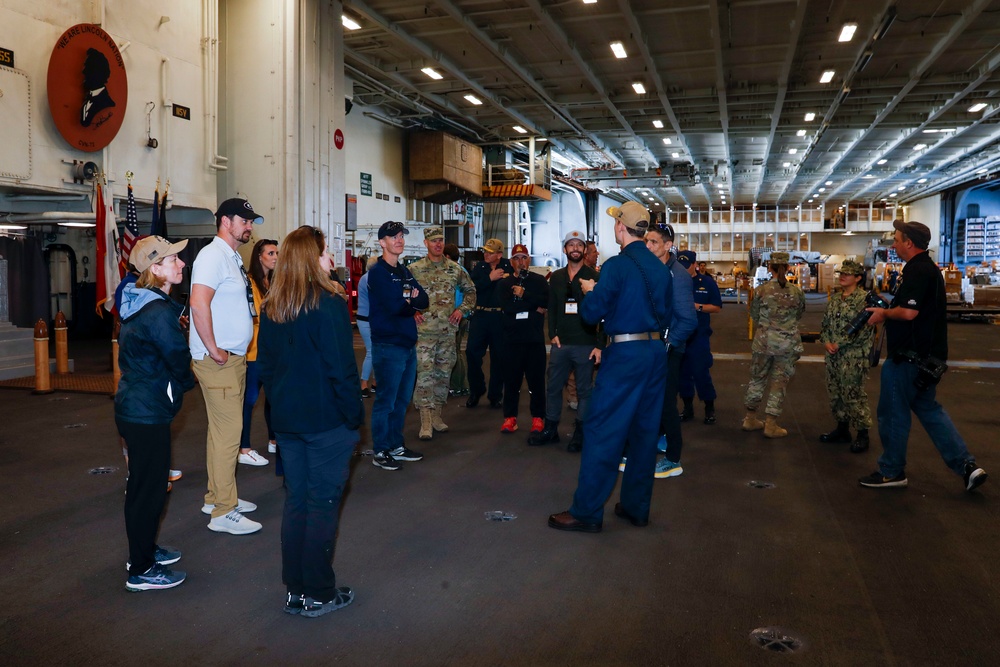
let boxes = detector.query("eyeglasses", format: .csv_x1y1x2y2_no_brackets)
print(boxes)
239,264,258,317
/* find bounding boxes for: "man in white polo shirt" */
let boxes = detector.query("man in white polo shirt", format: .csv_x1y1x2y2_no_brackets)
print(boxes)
189,197,264,535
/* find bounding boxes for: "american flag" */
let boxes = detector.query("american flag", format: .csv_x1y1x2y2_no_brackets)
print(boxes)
119,182,140,275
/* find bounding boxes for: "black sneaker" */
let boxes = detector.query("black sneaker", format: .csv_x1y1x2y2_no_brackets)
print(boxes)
859,470,908,488
284,592,305,615
361,388,371,398
125,563,186,592
125,544,181,571
389,445,423,462
964,463,988,492
301,587,354,618
372,451,402,470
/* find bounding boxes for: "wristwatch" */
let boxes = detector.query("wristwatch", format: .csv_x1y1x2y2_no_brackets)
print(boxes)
697,304,704,312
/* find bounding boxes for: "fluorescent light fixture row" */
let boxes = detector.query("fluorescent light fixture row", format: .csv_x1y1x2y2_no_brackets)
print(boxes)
464,94,482,106
632,82,646,94
610,42,628,59
342,15,362,30
421,67,443,80
820,70,835,83
838,23,858,42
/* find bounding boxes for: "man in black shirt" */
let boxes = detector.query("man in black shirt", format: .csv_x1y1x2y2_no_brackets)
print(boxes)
859,221,987,492
529,231,601,451
466,238,513,408
498,244,549,435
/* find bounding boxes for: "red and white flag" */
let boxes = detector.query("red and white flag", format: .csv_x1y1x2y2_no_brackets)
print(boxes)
95,181,121,315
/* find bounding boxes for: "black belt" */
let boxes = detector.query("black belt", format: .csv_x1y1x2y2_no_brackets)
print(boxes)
356,315,369,322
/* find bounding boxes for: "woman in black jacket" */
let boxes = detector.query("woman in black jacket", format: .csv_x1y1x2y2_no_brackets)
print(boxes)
258,226,363,618
116,235,194,592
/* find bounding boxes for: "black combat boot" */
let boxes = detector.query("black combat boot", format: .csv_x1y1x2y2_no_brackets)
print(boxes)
704,400,716,425
528,419,560,446
851,429,870,453
819,421,851,443
566,419,584,452
680,397,695,422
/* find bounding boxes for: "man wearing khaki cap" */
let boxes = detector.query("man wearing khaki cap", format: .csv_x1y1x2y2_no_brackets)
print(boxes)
408,227,477,440
465,238,513,408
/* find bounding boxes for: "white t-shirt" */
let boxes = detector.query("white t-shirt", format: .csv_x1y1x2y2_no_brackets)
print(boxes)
189,236,254,359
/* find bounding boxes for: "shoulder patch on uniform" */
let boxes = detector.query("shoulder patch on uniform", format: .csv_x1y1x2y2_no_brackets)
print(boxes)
906,298,917,306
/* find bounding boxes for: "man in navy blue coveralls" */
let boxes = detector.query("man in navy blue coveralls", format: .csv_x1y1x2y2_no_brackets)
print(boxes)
549,201,672,532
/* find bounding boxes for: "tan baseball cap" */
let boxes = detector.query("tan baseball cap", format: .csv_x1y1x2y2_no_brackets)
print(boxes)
131,236,189,272
481,238,504,254
606,201,650,232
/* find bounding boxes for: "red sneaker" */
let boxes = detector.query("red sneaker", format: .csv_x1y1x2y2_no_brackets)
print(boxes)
531,417,544,434
501,417,518,433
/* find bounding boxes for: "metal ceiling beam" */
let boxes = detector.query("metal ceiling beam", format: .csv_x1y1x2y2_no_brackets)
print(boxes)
752,0,808,205
523,0,659,167
707,0,733,206
901,154,1000,204
792,0,993,205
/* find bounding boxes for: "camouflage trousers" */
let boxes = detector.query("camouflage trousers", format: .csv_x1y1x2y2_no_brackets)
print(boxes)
824,352,872,429
413,333,457,409
744,351,800,417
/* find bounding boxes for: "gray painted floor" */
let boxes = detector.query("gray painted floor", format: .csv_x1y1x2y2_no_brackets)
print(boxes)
1,298,998,665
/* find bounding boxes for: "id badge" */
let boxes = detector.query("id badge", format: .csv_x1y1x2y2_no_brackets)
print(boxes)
516,311,529,320
565,302,579,315
403,287,412,299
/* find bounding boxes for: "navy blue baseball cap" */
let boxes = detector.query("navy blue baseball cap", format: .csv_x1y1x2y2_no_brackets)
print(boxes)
378,221,409,239
677,250,697,268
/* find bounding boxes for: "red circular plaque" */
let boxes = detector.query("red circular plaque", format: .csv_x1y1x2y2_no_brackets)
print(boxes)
334,129,344,150
47,24,129,152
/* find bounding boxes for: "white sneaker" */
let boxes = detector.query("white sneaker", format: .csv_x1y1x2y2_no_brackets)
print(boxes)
267,442,277,454
207,510,262,535
202,499,258,515
238,449,269,466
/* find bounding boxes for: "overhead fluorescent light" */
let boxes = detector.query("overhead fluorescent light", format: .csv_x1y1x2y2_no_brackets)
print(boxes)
818,187,826,192
610,41,628,59
464,94,483,105
838,23,858,42
783,162,791,168
652,120,664,129
922,129,938,134
662,137,671,144
0,223,27,230
582,0,597,4
825,181,833,185
632,82,646,94
421,67,443,80
672,152,679,158
863,174,874,178
917,178,927,183
912,143,927,151
897,186,906,190
648,197,655,201
59,222,96,228
342,15,362,30
977,168,988,173
512,125,527,134
788,148,798,154
877,158,887,165
796,129,806,137
820,70,835,83
804,112,816,122
969,103,987,113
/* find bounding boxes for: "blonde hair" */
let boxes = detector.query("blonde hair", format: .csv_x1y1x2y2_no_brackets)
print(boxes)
135,266,166,289
263,226,340,323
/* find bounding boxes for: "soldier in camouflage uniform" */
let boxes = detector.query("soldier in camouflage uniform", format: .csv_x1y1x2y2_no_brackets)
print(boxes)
742,252,806,438
818,259,876,453
409,227,477,440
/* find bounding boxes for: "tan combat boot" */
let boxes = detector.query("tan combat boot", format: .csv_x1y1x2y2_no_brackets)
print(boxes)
418,409,433,440
431,405,449,432
742,410,764,431
763,415,788,438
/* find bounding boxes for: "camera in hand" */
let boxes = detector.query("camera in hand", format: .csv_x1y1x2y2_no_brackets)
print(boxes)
894,349,948,391
845,291,890,336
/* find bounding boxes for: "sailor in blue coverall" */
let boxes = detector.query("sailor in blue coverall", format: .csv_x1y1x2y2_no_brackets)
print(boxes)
548,201,672,532
677,250,723,425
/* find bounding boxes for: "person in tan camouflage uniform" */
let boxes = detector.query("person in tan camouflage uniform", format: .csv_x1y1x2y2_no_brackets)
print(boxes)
409,227,477,440
742,251,805,438
818,258,876,453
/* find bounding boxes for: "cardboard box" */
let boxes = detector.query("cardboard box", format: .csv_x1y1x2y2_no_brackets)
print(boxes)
973,286,1000,307
409,131,483,198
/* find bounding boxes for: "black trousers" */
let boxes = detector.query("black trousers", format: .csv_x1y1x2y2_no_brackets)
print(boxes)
660,347,685,463
118,418,171,576
503,341,547,419
466,311,506,402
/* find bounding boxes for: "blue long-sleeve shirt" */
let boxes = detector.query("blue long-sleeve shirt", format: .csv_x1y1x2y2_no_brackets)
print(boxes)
666,254,697,353
356,272,371,319
581,241,672,336
367,257,429,347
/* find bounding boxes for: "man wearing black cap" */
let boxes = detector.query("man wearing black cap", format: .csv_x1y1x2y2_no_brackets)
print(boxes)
368,221,430,471
677,250,722,427
190,197,265,535
859,221,987,492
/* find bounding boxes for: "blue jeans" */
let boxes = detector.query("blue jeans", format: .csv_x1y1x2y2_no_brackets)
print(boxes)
570,340,667,524
241,360,274,450
876,358,975,479
371,343,416,454
278,424,358,600
357,320,374,383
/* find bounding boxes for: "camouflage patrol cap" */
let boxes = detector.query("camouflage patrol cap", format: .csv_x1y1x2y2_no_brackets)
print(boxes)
423,227,444,240
770,251,790,265
838,259,865,276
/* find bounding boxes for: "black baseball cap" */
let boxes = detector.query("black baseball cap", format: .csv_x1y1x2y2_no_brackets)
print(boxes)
215,198,264,224
378,220,409,239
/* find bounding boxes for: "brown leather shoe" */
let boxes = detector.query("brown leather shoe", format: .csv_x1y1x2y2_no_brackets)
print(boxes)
547,511,602,533
613,502,649,527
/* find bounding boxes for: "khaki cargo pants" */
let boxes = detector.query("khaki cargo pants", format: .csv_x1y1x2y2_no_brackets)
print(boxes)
193,354,247,518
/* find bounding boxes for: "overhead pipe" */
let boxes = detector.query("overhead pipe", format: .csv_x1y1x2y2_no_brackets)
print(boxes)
204,0,228,171
3,212,96,224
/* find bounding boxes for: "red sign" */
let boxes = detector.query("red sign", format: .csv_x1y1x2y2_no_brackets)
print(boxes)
334,129,344,150
47,24,128,153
